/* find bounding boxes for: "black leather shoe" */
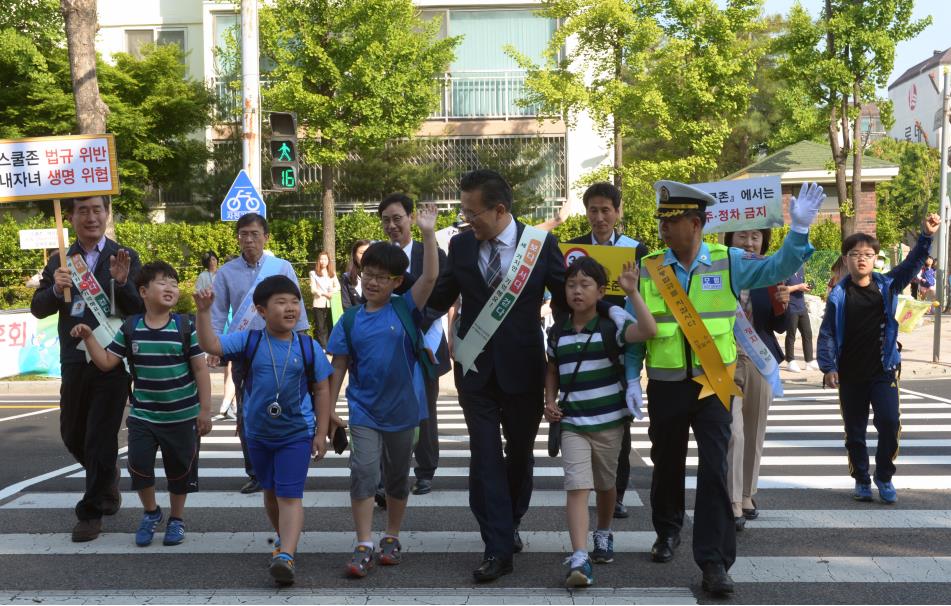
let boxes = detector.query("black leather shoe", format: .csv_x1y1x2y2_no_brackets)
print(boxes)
742,498,759,520
613,499,629,519
513,529,523,554
701,562,735,595
239,477,261,494
650,534,681,563
735,516,747,532
412,479,432,496
374,488,387,509
473,556,513,583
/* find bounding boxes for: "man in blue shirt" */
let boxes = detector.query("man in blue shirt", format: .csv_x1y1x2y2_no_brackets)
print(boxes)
625,180,825,597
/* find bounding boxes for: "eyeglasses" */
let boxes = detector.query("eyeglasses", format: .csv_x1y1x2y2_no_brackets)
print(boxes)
459,205,495,221
846,252,876,260
361,272,400,284
381,214,407,227
238,230,264,241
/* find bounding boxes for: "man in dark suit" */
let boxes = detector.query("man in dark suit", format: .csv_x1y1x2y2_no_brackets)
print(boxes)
379,193,451,496
31,195,143,542
566,181,649,518
428,170,570,582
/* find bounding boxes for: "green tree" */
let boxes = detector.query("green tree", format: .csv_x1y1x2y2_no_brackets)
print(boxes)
259,0,458,260
473,140,548,219
336,139,449,204
776,0,929,238
867,138,941,248
2,0,64,50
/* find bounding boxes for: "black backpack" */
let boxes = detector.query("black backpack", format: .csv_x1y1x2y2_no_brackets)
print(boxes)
548,315,624,369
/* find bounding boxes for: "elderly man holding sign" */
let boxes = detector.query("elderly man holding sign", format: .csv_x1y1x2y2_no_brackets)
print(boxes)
31,195,144,542
627,180,825,596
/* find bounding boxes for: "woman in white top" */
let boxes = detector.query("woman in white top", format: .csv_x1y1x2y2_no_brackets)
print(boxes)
309,250,340,347
196,251,219,292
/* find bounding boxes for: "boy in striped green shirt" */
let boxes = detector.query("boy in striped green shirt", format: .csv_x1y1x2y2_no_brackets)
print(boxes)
544,257,655,587
72,260,212,548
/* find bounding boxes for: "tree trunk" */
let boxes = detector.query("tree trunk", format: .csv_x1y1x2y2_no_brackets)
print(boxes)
828,106,853,238
321,163,335,263
61,0,109,134
850,81,864,235
612,39,623,196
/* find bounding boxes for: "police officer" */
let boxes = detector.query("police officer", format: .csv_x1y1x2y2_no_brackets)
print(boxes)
626,180,825,595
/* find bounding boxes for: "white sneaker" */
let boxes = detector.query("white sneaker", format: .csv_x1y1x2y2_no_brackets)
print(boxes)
806,360,820,371
787,360,802,373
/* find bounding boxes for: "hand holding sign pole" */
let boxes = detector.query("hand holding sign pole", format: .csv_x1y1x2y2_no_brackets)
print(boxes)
54,199,70,303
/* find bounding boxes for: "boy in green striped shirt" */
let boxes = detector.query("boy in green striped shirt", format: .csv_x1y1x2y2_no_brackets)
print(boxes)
544,257,655,587
72,260,212,548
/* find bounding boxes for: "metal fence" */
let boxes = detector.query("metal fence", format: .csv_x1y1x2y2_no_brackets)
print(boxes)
431,70,542,120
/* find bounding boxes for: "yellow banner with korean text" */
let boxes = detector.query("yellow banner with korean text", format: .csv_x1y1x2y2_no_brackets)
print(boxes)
558,243,638,297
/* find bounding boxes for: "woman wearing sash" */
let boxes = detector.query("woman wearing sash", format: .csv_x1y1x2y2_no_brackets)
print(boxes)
723,230,789,531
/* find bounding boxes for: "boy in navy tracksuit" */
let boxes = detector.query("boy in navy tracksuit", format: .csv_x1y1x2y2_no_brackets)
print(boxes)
818,213,940,504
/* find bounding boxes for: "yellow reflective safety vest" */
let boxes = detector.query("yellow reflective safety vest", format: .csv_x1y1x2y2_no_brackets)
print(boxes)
639,244,737,381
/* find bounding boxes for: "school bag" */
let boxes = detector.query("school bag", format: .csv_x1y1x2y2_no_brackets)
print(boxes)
339,295,436,382
548,315,625,370
120,313,194,387
235,330,318,398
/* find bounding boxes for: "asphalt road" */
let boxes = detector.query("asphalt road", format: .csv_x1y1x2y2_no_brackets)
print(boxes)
2,378,951,604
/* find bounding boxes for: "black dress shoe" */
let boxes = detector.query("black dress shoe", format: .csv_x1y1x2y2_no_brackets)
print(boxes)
473,556,513,583
650,534,681,563
701,562,735,595
374,488,387,509
613,499,629,519
412,479,433,495
742,498,759,520
513,529,523,553
239,477,261,494
735,516,747,531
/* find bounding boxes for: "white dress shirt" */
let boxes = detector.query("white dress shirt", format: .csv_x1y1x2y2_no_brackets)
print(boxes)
478,216,518,280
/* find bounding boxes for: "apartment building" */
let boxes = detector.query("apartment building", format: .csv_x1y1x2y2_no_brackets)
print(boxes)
94,1,611,216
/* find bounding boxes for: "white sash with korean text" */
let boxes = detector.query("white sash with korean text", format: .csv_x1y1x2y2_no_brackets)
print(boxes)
453,225,547,375
66,253,123,358
227,254,283,334
733,303,783,397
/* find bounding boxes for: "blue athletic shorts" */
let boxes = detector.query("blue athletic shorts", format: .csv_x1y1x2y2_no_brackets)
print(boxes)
246,436,313,498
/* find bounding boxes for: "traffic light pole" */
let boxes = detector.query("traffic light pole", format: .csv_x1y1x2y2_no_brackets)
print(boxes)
935,67,950,363
241,0,262,190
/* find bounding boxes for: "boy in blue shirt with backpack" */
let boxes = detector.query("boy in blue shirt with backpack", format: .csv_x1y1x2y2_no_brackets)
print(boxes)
326,203,439,578
194,274,334,586
71,261,213,548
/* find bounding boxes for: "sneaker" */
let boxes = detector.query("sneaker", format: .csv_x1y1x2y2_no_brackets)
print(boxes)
787,360,802,373
565,555,594,588
806,360,821,371
269,536,282,558
134,508,164,547
269,553,295,586
874,478,898,504
163,519,185,546
347,544,375,578
853,481,873,502
378,536,402,565
591,531,614,564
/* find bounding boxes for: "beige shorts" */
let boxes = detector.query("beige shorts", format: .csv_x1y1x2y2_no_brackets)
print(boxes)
561,424,625,491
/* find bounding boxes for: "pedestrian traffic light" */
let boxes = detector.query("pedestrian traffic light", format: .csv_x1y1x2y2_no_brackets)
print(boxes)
269,111,298,191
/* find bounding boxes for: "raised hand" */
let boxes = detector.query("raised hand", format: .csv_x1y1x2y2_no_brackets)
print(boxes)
618,261,639,294
789,182,826,234
923,212,941,237
69,323,93,339
109,249,131,285
193,288,214,312
416,203,438,233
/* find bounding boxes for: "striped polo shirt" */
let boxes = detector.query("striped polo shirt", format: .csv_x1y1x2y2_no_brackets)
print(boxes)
107,316,204,424
546,316,629,432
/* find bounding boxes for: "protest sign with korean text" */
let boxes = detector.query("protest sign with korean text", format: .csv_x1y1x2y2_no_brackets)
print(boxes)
0,310,61,379
693,176,783,234
19,228,68,250
0,134,119,203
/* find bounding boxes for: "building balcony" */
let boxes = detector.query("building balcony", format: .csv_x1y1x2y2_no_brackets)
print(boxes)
430,70,542,121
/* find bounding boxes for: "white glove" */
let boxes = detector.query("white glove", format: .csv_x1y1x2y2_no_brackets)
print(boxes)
789,182,826,234
608,305,635,334
625,380,644,420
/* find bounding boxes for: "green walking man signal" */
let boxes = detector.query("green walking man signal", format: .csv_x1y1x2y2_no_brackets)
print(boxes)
268,111,299,191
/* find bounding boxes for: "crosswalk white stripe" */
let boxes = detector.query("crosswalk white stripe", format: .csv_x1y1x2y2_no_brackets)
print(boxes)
731,556,951,583
645,455,951,467
67,467,567,479
0,408,58,423
150,449,568,460
685,475,951,489
687,510,951,528
0,530,658,555
1,490,643,510
0,588,697,605
633,438,951,449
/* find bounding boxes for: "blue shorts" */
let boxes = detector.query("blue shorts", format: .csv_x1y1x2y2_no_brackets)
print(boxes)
246,436,312,498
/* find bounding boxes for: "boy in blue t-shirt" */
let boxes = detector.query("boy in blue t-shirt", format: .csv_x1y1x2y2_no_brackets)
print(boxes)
327,203,439,578
72,261,212,548
194,274,333,587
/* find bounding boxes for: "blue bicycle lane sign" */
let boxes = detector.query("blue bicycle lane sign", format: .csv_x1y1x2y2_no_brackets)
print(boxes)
220,170,267,221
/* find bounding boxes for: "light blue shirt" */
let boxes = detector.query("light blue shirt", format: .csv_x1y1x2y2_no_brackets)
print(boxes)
211,253,310,335
625,230,814,379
